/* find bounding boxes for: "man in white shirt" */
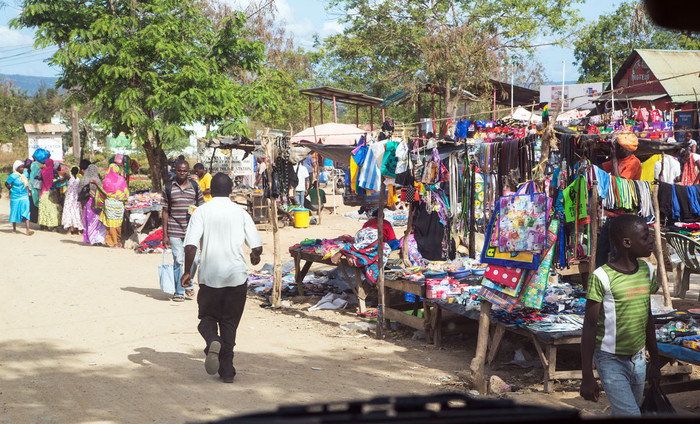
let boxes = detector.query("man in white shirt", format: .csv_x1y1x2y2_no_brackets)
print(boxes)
295,161,309,206
182,173,262,383
653,154,681,184
685,132,697,153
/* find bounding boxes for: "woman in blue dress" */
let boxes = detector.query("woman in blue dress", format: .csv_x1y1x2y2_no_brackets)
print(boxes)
4,160,34,235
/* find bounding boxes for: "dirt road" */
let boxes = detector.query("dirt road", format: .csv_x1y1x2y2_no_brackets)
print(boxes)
0,196,697,423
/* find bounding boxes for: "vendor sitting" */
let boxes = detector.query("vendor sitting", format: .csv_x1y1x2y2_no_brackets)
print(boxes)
362,207,401,250
304,181,326,212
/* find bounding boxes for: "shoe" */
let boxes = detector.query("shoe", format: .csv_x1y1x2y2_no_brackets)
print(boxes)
172,296,185,302
205,341,221,375
221,376,234,383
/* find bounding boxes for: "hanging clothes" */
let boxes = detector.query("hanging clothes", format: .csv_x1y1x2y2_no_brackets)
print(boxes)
640,154,661,182
412,203,445,261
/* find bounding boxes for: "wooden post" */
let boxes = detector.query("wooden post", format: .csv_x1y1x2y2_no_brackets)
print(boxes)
332,95,338,123
308,97,313,128
610,143,621,178
71,102,80,157
402,202,414,267
376,177,386,339
431,86,436,135
370,106,374,131
320,97,324,124
382,108,386,122
652,182,673,307
470,300,492,393
264,137,282,308
356,104,359,128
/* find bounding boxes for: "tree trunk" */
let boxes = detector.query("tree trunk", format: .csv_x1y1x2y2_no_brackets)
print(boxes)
70,102,80,158
143,131,168,193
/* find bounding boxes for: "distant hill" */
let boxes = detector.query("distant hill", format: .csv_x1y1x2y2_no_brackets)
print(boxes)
0,73,59,95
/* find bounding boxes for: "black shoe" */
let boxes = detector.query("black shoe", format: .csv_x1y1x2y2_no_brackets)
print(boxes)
221,375,234,383
204,341,221,375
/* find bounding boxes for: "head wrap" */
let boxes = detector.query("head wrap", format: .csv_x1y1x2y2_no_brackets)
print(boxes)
102,163,129,200
40,158,55,196
12,160,29,188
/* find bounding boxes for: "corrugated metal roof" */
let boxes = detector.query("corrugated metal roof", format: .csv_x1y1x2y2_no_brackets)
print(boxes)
634,49,700,103
23,123,68,134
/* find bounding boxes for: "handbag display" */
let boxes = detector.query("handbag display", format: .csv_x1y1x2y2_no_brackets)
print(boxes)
497,181,549,252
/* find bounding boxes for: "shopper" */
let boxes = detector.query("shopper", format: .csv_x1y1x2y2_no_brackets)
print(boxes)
181,173,262,383
161,160,203,301
580,214,661,416
193,163,212,202
61,167,84,235
4,160,33,235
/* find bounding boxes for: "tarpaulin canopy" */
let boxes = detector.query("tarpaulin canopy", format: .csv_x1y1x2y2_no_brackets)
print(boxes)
291,123,367,145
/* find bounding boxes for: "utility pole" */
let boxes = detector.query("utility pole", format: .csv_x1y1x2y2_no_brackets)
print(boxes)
70,103,80,157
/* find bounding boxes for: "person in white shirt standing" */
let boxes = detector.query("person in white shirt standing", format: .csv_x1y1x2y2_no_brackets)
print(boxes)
182,173,262,383
653,154,681,184
295,161,310,206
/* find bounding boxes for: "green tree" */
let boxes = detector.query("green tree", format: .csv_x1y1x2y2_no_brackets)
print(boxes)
13,0,269,191
574,1,700,83
319,0,582,125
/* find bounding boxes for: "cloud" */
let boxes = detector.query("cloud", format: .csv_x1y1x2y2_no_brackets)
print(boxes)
0,25,35,49
321,20,343,36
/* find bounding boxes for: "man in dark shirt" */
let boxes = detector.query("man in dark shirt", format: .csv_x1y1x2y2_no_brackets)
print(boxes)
162,160,204,301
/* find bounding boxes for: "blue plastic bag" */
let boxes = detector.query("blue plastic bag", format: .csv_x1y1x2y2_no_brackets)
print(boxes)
158,251,175,294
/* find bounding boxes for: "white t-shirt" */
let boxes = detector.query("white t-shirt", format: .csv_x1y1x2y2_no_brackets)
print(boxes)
654,155,681,184
295,164,309,192
184,197,262,288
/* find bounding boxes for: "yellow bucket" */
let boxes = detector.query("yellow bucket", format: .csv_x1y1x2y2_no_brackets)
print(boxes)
293,208,310,228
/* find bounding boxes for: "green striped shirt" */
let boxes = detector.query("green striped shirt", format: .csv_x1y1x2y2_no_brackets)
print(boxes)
586,260,657,355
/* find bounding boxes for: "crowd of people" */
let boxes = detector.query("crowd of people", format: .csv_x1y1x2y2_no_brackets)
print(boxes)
3,153,131,245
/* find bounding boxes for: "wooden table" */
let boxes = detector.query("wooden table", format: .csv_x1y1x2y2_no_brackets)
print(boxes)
289,249,370,313
383,277,441,343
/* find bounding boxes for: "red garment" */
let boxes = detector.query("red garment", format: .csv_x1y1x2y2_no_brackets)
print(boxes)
601,154,642,180
362,218,397,241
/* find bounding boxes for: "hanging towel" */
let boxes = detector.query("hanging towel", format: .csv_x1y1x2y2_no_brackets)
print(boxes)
635,180,655,224
593,165,611,200
358,147,381,192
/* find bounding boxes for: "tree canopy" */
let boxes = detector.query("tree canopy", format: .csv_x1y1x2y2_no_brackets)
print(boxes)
12,0,272,191
318,0,582,128
574,1,700,83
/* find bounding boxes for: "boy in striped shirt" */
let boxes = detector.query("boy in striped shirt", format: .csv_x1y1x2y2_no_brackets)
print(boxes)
580,214,661,415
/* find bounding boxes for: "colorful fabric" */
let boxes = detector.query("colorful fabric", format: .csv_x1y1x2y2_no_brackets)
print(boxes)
40,158,55,196
381,141,399,178
358,144,381,192
340,227,390,284
593,165,611,200
484,265,526,289
350,144,368,195
38,190,59,227
563,176,588,223
478,286,519,312
682,158,698,186
61,176,83,230
100,197,125,228
83,198,106,245
587,260,656,355
481,276,525,298
520,218,560,309
402,234,423,266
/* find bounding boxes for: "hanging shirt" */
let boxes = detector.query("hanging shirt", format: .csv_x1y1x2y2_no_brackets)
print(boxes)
350,144,368,195
640,154,661,182
381,141,400,178
295,164,309,192
358,143,383,192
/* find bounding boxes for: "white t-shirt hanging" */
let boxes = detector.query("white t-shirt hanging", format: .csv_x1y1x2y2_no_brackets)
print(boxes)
394,141,409,174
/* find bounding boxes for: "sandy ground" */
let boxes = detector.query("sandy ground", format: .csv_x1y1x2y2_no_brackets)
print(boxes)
0,195,698,423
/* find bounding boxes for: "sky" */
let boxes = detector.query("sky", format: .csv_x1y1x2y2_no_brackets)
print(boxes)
0,0,622,83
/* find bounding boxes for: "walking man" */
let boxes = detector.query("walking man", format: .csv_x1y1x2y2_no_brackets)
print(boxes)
181,173,262,383
162,160,204,301
193,163,213,202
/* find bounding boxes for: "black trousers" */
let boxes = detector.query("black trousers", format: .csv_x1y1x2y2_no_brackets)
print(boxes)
197,283,247,379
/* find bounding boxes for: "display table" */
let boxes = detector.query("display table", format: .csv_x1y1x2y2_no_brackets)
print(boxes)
658,343,700,394
289,249,370,312
428,299,584,392
383,277,441,344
